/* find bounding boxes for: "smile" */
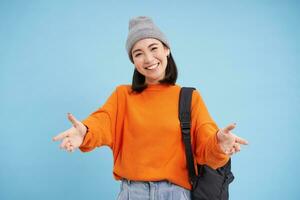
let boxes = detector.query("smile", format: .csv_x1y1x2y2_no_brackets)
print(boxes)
145,63,159,70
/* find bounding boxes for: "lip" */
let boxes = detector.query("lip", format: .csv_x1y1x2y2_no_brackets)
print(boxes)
144,63,159,69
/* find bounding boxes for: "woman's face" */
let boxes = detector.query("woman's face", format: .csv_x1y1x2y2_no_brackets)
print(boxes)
131,38,170,84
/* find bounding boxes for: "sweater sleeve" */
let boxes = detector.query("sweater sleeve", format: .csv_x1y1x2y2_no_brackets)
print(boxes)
191,90,229,169
79,88,118,152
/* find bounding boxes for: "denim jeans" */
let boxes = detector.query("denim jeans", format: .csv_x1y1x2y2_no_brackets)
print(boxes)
116,179,191,200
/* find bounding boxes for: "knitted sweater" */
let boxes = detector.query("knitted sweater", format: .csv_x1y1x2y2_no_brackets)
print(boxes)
79,84,229,190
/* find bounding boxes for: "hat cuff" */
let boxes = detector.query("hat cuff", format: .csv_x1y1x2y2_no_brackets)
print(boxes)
126,30,170,62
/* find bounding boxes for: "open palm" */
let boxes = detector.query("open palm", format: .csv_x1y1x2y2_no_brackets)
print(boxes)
53,113,87,152
217,123,248,156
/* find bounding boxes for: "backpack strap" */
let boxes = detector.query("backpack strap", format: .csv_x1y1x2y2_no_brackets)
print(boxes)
179,87,197,184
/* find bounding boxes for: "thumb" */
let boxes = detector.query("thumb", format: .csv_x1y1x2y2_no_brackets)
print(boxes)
222,123,236,134
67,113,80,128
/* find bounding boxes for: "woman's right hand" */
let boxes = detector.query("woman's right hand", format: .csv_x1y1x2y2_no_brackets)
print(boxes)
52,113,87,152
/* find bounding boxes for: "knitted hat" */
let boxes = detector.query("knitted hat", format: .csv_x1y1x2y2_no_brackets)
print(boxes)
126,16,170,62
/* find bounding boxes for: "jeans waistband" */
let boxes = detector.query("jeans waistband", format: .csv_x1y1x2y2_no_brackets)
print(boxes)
118,179,191,200
121,179,173,190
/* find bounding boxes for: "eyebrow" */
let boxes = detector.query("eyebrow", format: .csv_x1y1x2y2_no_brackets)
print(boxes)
132,43,159,55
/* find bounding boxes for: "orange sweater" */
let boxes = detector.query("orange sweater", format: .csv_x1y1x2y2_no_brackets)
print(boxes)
79,84,229,190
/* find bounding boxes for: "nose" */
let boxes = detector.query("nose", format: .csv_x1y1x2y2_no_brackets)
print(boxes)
144,52,154,63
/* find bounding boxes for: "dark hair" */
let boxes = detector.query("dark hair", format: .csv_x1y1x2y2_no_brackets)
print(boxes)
131,53,178,93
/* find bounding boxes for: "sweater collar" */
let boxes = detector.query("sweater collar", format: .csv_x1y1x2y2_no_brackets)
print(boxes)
144,83,175,91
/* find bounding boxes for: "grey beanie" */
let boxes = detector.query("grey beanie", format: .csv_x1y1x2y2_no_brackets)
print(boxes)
126,16,170,62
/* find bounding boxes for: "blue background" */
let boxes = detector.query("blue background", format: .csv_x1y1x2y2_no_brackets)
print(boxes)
1,1,299,199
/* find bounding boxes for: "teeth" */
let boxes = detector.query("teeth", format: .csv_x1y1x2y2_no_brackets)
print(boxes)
146,63,159,70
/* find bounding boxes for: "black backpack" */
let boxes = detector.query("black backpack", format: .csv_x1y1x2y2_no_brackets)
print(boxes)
179,87,234,200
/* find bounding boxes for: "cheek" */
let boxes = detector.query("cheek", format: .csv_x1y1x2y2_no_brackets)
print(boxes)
133,61,144,72
157,51,168,64
161,56,168,66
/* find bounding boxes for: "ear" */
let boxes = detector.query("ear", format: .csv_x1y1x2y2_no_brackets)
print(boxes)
164,47,170,57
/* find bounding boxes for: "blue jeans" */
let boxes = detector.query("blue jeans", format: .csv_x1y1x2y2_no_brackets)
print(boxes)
116,179,191,200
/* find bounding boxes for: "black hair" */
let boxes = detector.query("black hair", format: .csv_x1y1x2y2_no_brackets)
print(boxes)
131,53,178,93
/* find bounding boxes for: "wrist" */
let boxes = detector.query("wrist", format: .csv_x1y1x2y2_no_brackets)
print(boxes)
216,130,227,154
84,125,89,134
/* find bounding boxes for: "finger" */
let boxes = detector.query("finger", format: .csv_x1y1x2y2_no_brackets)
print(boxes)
67,113,80,128
60,137,70,149
233,143,240,152
224,148,232,155
67,144,74,152
225,148,234,156
67,144,71,152
53,131,70,141
222,123,236,134
229,148,235,154
66,141,72,149
235,136,249,145
70,146,74,152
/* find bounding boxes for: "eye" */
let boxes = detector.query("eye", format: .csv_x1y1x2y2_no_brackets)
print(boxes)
134,53,142,57
151,47,158,51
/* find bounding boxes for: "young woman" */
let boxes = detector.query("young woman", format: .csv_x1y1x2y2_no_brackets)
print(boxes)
53,16,248,200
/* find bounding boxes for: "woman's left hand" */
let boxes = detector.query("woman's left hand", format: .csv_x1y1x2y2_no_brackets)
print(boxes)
217,123,248,156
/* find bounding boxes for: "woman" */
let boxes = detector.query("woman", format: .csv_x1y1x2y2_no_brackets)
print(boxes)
53,16,248,200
